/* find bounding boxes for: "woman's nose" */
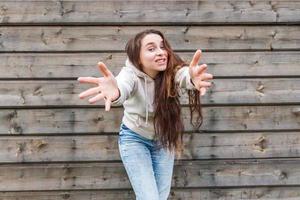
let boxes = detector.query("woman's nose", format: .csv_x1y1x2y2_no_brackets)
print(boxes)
156,48,164,55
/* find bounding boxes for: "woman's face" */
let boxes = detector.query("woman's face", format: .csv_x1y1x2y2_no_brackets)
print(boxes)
139,33,168,78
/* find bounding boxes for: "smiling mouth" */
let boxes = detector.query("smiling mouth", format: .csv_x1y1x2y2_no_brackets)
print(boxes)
155,58,167,65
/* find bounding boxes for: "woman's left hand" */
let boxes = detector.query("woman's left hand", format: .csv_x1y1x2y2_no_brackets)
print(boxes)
189,49,213,96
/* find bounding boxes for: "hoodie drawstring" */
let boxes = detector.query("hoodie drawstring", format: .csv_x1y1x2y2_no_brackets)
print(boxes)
144,76,149,125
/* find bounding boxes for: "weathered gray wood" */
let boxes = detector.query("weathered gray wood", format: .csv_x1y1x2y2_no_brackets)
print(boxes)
0,131,300,163
0,106,299,135
1,78,299,106
0,0,298,197
0,26,299,51
0,159,299,191
1,51,300,78
0,1,299,24
1,187,300,200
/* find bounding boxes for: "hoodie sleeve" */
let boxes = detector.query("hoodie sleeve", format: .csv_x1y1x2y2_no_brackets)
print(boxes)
111,67,137,106
175,66,196,90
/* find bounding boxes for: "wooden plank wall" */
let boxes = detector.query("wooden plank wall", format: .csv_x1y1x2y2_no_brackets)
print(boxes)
0,0,300,199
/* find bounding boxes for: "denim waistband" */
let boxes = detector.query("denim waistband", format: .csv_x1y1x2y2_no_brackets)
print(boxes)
120,123,155,142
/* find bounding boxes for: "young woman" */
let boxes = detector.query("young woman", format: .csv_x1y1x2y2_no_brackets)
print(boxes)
78,29,213,200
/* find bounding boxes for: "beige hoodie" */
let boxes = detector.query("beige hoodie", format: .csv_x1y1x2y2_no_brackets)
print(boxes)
112,58,196,140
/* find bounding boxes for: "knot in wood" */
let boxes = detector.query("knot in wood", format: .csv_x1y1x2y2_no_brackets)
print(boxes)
253,136,267,152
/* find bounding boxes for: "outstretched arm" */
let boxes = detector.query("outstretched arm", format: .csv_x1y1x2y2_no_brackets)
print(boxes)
77,62,120,111
189,49,213,96
175,49,213,96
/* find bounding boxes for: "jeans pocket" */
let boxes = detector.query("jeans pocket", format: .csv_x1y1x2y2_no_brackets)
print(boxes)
119,123,129,134
121,123,130,130
118,125,131,145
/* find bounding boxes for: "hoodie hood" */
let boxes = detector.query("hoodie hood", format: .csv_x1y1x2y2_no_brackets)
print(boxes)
125,58,155,82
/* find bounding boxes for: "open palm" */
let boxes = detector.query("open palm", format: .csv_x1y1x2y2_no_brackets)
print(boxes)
77,62,119,111
189,49,213,95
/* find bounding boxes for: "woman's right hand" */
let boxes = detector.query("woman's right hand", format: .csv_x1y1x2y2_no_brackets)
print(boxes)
77,62,120,111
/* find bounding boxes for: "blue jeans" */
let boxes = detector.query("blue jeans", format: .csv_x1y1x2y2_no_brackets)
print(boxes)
118,123,175,200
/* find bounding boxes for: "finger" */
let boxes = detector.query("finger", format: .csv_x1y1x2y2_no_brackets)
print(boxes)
201,73,213,80
98,62,113,77
190,49,202,68
88,93,105,104
78,87,100,99
77,77,99,85
105,98,112,111
200,87,207,96
199,81,212,87
195,64,207,75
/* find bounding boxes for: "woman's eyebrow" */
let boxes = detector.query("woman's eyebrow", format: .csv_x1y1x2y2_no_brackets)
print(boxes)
145,42,156,46
145,41,164,47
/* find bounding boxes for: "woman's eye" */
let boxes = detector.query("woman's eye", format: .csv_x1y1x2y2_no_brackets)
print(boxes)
148,48,155,51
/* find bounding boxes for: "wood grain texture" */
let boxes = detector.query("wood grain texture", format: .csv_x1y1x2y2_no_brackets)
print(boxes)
1,187,300,200
1,51,300,78
0,159,299,191
0,26,299,52
0,78,299,106
0,131,299,163
0,106,299,135
0,1,299,24
1,0,299,196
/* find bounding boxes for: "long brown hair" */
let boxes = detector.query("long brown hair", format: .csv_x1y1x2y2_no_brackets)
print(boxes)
125,29,202,156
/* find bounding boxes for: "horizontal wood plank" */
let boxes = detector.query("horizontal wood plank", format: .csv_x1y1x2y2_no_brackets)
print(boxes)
0,1,299,24
1,51,300,78
0,131,300,163
0,106,299,135
1,0,299,196
1,187,300,200
0,26,299,52
0,78,299,107
0,159,299,191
